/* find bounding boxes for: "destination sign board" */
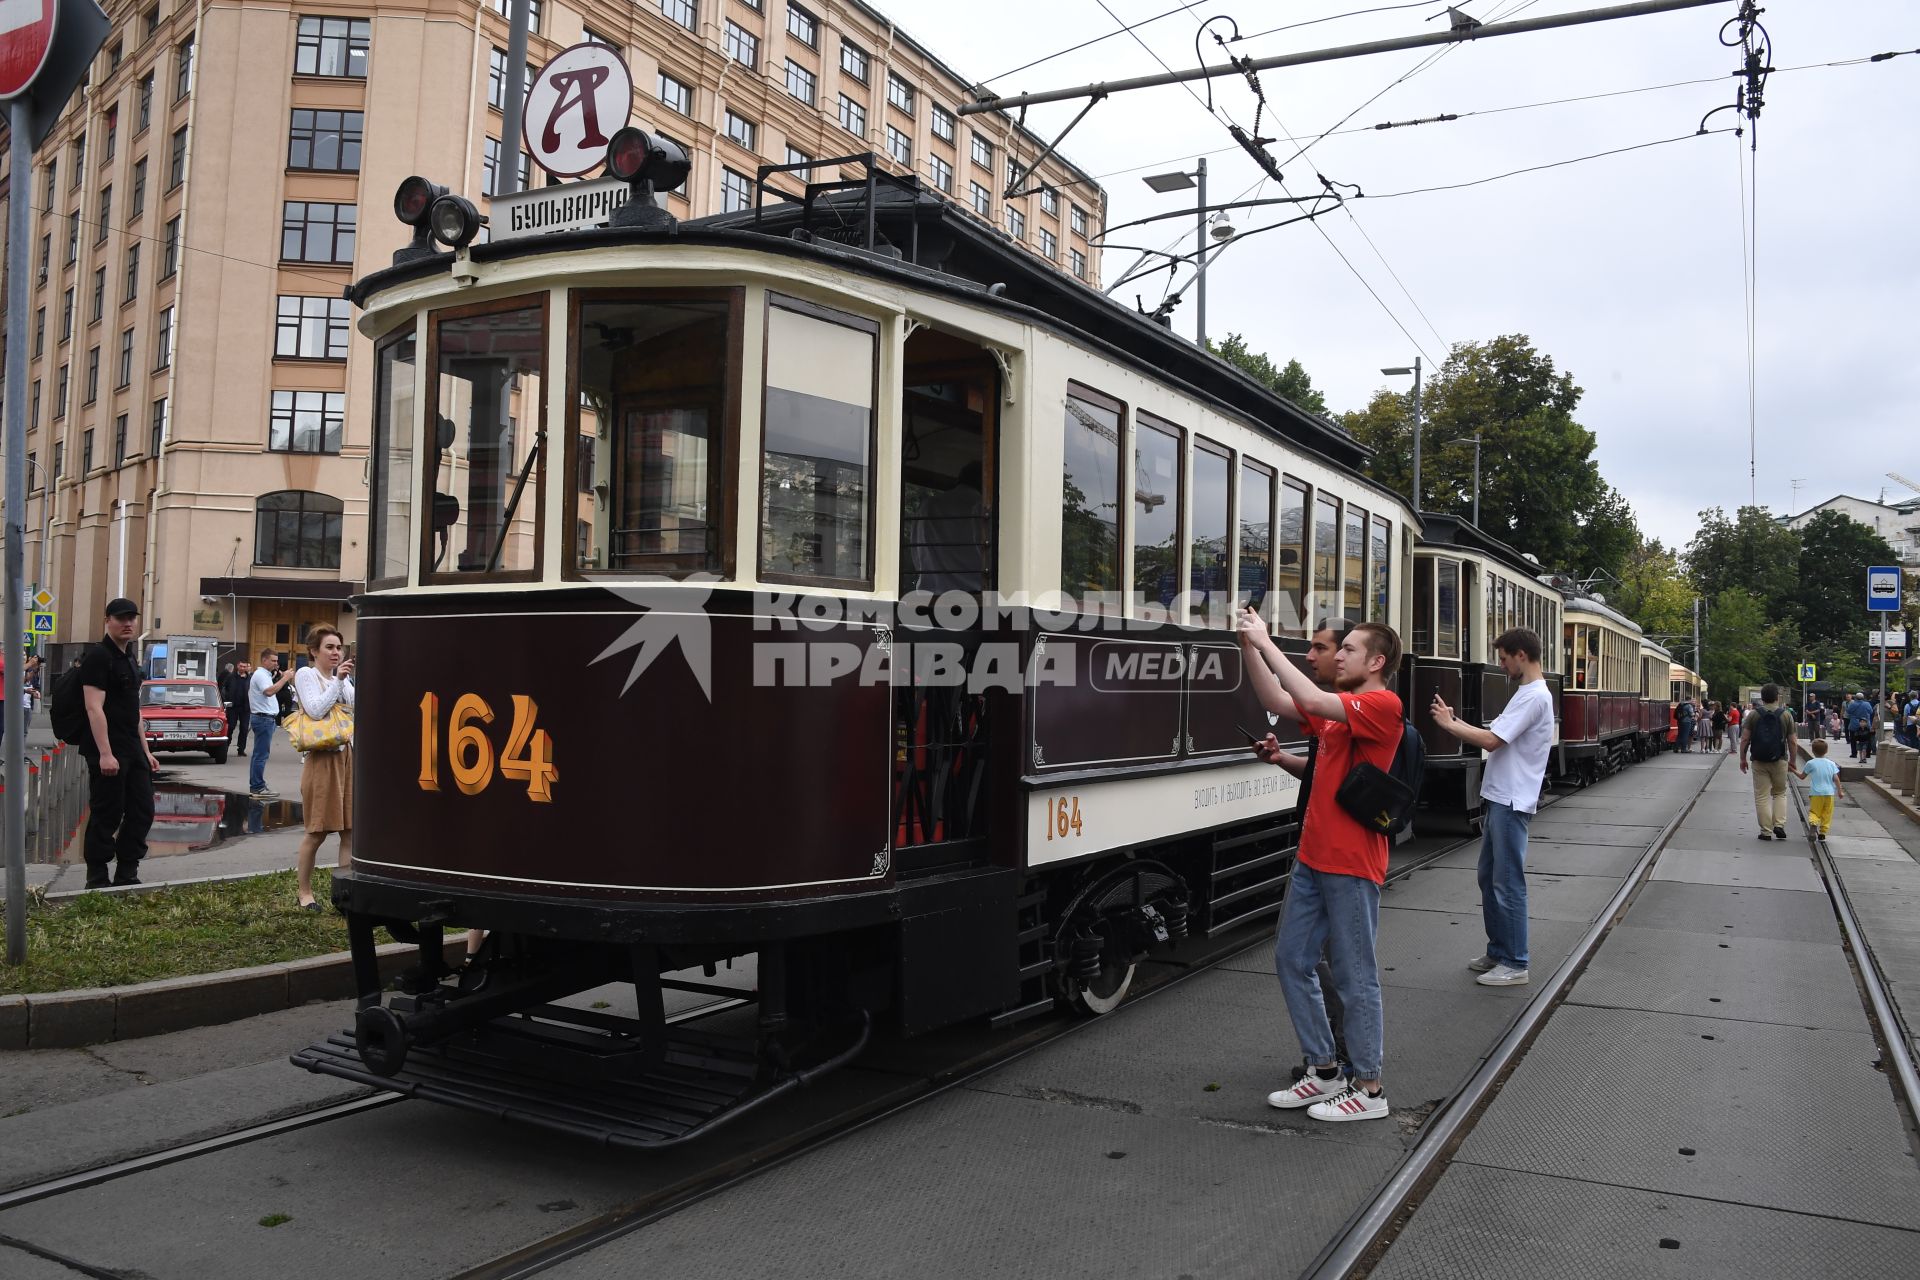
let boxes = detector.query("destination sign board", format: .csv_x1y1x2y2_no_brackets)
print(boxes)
491,176,630,242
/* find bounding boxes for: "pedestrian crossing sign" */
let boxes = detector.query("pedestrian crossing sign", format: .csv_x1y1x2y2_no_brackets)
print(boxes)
29,611,54,634
1797,662,1816,681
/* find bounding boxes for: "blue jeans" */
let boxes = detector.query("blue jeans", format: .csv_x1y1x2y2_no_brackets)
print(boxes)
249,714,277,792
1275,861,1384,1080
1480,800,1532,969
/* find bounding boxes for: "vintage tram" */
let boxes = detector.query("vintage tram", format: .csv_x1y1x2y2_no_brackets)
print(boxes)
292,154,1420,1145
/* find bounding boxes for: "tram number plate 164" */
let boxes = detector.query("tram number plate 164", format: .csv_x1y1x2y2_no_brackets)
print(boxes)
418,693,558,803
1045,794,1084,841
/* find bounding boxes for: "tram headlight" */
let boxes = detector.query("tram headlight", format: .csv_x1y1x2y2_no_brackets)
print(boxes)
606,127,692,230
392,175,448,265
427,193,485,251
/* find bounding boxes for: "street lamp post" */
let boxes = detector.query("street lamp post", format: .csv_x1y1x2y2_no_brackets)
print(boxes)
1467,435,1483,527
1382,358,1424,512
1142,159,1233,349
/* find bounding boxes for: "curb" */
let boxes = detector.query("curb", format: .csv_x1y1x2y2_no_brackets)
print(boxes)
0,938,469,1051
1867,777,1920,828
38,860,340,903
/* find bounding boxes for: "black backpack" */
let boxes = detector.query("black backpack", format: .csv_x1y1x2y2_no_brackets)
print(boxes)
1748,705,1788,762
1335,720,1427,838
48,662,91,746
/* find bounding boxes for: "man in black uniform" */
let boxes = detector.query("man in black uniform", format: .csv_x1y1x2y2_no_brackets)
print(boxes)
80,598,158,889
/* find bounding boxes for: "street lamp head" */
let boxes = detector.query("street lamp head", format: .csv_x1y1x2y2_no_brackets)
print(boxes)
1209,213,1235,241
1142,170,1197,193
1381,366,1413,377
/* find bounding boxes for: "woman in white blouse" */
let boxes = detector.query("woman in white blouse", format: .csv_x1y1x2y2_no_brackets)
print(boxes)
293,625,355,910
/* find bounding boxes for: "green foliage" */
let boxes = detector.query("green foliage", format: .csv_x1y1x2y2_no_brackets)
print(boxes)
1790,509,1901,651
1206,333,1328,415
1611,539,1696,643
1685,506,1800,604
1701,587,1796,704
1340,336,1633,579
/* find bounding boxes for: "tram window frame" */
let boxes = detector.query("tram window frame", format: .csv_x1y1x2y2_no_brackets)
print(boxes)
1436,556,1461,660
1239,459,1275,632
1130,411,1183,625
419,292,550,585
1412,554,1434,655
1274,476,1307,637
563,286,744,582
1487,575,1502,663
1312,492,1340,637
367,320,418,590
757,292,882,591
1368,513,1390,625
1342,502,1367,623
1060,381,1125,615
1190,435,1233,630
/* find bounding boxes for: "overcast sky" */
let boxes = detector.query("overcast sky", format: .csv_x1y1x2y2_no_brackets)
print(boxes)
897,0,1918,554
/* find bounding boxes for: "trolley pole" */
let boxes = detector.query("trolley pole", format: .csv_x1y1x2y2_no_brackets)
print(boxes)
6,98,36,965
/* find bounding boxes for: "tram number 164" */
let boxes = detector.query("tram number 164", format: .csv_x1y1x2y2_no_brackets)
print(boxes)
418,692,558,803
1045,794,1084,841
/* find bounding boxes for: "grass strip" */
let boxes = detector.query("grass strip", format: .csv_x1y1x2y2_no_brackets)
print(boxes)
0,870,378,997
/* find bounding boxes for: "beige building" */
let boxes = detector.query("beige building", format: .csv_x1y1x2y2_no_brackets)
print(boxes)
1,0,1105,665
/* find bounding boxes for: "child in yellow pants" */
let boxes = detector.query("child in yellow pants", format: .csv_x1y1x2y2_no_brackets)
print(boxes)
1796,738,1843,836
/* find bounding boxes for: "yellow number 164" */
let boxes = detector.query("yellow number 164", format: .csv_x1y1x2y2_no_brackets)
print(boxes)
418,692,558,803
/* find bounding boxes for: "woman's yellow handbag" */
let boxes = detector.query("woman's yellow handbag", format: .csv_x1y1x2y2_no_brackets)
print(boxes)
284,702,354,753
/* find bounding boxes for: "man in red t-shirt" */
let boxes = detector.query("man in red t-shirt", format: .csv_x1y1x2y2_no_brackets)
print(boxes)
1238,608,1403,1123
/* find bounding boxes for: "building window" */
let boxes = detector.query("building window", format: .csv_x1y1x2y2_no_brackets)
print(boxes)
723,20,757,69
1070,204,1088,236
1069,248,1087,279
155,305,173,369
32,308,43,357
784,59,815,105
54,365,67,418
488,0,540,31
91,268,108,325
281,201,356,263
174,33,193,100
482,137,531,197
659,0,695,30
1005,206,1024,240
720,167,753,213
1039,186,1058,216
256,490,344,569
169,125,187,188
96,186,112,241
970,181,990,216
30,385,39,431
931,104,955,144
61,287,73,341
837,94,865,137
275,295,352,359
784,145,812,181
130,158,146,217
886,73,914,116
85,347,100,403
161,217,180,278
929,154,952,193
114,414,129,466
1039,227,1057,259
786,3,816,47
123,244,140,300
65,216,77,264
103,106,117,161
287,109,363,172
269,389,346,453
583,26,618,51
150,397,167,455
118,328,134,387
839,40,868,83
657,71,692,115
137,73,153,131
295,16,371,77
82,429,94,474
142,5,158,38
71,134,84,180
36,234,48,285
885,125,911,167
723,110,756,150
970,132,992,169
487,48,535,110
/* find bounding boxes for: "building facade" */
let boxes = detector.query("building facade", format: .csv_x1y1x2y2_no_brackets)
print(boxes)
4,0,1106,664
1783,494,1920,568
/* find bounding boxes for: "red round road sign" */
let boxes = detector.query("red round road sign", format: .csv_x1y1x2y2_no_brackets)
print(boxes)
0,0,59,100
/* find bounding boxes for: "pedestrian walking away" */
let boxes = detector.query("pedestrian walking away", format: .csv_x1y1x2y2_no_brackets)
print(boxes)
1248,616,1356,1079
1239,609,1404,1124
1796,738,1843,838
248,648,293,797
1741,683,1800,841
290,626,355,910
1844,691,1873,760
76,599,159,888
1709,702,1727,752
1430,627,1554,988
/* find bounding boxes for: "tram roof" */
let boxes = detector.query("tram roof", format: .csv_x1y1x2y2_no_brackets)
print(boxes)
1411,512,1550,580
350,185,1388,482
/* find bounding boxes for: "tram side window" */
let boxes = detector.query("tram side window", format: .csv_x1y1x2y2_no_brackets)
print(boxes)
760,296,878,586
1240,461,1274,628
1343,504,1367,622
368,327,416,585
1413,555,1434,655
573,293,735,576
1436,556,1460,660
1191,440,1232,628
427,301,545,578
1369,514,1390,624
1131,415,1180,623
1275,478,1307,636
1487,576,1503,663
1313,494,1339,632
1062,388,1121,611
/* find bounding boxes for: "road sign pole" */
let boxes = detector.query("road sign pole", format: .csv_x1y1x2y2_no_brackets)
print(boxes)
5,97,36,965
1880,610,1890,708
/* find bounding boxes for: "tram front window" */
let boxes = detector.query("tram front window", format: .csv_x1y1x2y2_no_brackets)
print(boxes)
428,301,546,578
573,293,735,576
368,328,415,585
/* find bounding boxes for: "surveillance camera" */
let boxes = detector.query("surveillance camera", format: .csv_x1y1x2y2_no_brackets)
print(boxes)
200,595,218,604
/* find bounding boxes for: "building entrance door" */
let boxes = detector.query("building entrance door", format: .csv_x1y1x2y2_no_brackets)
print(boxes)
247,601,337,668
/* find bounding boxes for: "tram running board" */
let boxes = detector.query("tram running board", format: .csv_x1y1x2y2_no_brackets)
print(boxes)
291,1011,871,1150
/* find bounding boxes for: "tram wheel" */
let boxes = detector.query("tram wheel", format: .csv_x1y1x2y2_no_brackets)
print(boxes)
1059,920,1136,1017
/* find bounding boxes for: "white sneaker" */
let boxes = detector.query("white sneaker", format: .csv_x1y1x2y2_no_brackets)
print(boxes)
1307,1082,1389,1122
1476,963,1530,987
1268,1070,1345,1109
1467,953,1498,972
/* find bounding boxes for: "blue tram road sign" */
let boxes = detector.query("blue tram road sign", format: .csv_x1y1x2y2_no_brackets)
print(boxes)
1867,566,1901,612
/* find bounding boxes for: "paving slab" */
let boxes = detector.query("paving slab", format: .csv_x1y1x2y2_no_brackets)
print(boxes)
1642,826,1805,854
1453,1005,1920,1230
1528,824,1666,847
1428,840,1646,878
1383,866,1627,923
1825,834,1913,861
1625,880,1841,944
0,1243,95,1280
1820,859,1920,897
1373,1163,1920,1280
1650,849,1823,893
1567,925,1868,1033
1369,908,1586,995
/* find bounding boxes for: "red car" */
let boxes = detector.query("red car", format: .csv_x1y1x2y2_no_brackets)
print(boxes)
140,679,230,763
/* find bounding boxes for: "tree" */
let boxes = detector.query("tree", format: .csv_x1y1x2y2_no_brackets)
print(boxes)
1791,508,1900,651
1341,335,1626,576
1206,333,1328,416
1611,539,1695,643
1700,587,1795,705
1684,506,1800,605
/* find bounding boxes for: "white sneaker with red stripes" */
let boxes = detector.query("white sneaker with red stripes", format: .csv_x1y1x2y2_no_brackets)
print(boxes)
1307,1082,1390,1122
1268,1070,1346,1109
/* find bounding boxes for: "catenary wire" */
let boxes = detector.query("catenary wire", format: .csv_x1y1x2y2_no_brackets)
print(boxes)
29,201,364,295
1359,128,1734,200
981,0,1210,86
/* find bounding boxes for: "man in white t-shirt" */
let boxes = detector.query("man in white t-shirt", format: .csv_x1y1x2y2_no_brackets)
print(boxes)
1429,626,1555,989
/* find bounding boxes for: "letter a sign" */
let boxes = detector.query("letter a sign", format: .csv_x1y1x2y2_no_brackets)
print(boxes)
0,0,58,100
524,42,633,179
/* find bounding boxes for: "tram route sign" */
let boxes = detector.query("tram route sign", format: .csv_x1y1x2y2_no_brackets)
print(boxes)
1868,565,1901,613
523,42,633,179
492,175,629,242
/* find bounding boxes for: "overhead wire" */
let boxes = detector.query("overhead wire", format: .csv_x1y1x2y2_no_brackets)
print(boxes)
1360,128,1734,199
28,201,358,295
